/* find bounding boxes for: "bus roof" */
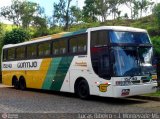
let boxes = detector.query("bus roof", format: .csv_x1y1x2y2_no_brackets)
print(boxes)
3,29,87,49
3,26,147,49
88,26,147,32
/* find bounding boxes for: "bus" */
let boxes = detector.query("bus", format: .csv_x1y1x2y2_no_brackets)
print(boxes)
1,26,158,99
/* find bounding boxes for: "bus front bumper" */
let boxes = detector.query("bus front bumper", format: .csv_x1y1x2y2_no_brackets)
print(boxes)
112,83,158,97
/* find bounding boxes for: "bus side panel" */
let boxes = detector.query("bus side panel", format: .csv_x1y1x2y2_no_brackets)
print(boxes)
25,58,52,89
2,59,52,88
2,70,29,86
42,56,74,91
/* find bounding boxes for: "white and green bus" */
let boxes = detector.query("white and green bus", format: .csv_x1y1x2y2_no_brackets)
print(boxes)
2,26,158,98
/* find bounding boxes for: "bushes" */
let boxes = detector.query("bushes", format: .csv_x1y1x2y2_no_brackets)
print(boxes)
148,27,160,37
151,36,160,57
3,28,30,45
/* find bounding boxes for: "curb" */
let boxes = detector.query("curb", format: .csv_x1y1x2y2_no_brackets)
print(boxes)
131,95,160,101
0,84,12,88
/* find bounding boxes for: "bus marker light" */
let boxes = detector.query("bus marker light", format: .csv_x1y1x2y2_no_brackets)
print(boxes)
95,82,99,85
152,75,157,80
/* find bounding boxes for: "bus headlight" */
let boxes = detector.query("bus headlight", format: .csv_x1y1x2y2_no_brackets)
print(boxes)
115,81,131,86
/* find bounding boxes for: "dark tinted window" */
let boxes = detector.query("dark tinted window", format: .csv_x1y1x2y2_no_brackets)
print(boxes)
91,47,110,79
78,34,87,52
59,40,67,54
38,42,51,57
3,49,7,61
52,39,67,55
91,31,108,47
109,31,150,44
70,37,78,53
16,47,25,59
27,44,37,58
70,34,87,53
8,48,15,60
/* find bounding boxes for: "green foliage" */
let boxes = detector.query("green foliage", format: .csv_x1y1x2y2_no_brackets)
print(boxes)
151,36,160,57
137,0,152,17
0,0,22,26
53,0,72,30
0,0,46,29
0,23,5,69
20,1,45,29
153,3,160,29
70,6,83,23
3,28,30,45
143,90,160,96
83,0,99,22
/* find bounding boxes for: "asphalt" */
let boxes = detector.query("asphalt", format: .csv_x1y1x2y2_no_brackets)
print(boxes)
0,84,160,102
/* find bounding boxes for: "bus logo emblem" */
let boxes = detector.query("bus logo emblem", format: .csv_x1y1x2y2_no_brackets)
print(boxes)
98,84,110,92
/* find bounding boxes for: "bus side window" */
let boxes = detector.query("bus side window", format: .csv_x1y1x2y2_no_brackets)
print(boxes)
38,42,51,57
91,30,108,47
70,37,77,53
59,39,67,54
91,30,110,79
3,49,7,61
78,34,87,53
27,44,37,58
8,48,15,60
52,41,59,55
16,47,25,59
69,34,87,54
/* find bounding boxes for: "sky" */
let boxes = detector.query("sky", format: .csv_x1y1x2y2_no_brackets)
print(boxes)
29,0,85,17
0,0,160,24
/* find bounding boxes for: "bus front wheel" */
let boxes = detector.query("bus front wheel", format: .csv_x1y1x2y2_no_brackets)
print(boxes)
77,80,90,99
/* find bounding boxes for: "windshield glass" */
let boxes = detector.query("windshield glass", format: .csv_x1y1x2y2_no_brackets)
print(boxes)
112,46,155,76
110,31,150,44
112,47,140,76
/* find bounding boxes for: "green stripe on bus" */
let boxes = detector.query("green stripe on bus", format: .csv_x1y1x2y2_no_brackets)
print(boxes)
42,58,62,90
62,29,87,37
49,56,73,91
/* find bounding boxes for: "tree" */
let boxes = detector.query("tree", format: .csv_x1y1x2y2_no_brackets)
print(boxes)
0,23,5,72
83,0,99,22
70,6,83,23
0,0,22,26
153,3,160,29
32,16,49,37
138,0,151,18
151,36,160,57
96,0,110,22
3,28,30,45
108,0,126,19
124,13,129,19
125,0,135,19
0,23,5,46
0,0,46,29
20,1,45,29
133,0,139,19
53,0,72,30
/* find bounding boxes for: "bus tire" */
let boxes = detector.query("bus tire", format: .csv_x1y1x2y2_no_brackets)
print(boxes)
76,79,90,99
19,76,26,90
12,76,19,89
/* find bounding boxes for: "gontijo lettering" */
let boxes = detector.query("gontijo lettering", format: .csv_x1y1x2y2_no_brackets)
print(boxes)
17,61,37,68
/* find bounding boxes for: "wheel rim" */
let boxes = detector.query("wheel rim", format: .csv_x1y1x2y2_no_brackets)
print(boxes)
78,82,88,98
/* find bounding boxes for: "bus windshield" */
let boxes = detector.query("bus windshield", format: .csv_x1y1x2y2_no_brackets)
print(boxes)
109,30,156,77
109,31,151,44
112,46,156,76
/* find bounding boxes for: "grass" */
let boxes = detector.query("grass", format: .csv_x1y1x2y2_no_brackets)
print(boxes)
143,90,160,97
